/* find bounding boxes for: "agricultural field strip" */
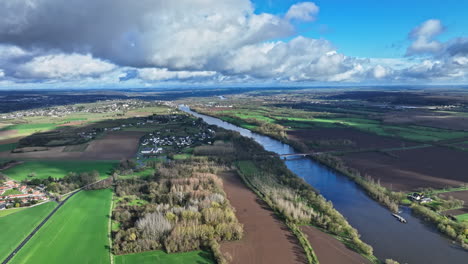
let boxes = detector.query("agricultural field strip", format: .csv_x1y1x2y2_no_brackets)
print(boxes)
9,189,112,264
2,190,80,264
212,106,468,142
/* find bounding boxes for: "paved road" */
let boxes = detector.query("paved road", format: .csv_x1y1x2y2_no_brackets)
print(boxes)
1,190,81,264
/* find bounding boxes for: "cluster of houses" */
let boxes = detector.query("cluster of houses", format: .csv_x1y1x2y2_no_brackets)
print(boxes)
408,192,433,204
0,100,160,120
0,180,48,209
139,127,215,156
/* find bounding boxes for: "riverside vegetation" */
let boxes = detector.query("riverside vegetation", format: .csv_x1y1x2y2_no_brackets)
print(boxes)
192,102,468,249
195,129,377,263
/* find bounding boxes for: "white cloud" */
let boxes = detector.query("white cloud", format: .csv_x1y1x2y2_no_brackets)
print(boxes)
285,2,319,22
372,65,389,79
407,19,444,55
138,68,216,81
16,53,115,79
1,2,468,86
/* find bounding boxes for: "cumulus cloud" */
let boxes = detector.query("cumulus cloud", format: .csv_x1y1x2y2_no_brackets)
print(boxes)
285,2,319,22
0,0,294,69
372,65,389,79
406,19,444,55
16,53,115,79
0,1,467,86
138,68,217,81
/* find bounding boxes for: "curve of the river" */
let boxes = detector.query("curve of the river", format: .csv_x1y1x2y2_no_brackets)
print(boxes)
180,105,468,264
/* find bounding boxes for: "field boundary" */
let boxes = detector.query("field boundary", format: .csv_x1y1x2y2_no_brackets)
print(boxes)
108,191,115,264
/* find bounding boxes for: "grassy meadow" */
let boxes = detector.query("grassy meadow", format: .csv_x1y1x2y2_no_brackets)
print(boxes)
114,250,214,264
10,189,112,264
455,213,468,222
0,202,57,262
0,207,27,218
2,160,118,181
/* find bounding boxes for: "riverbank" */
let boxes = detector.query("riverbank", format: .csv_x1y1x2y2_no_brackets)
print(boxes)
181,105,468,263
190,107,468,249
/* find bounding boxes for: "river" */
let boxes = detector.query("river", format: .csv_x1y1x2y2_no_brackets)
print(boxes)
180,105,468,264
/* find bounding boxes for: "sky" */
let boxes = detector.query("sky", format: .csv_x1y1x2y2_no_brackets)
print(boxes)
0,0,467,89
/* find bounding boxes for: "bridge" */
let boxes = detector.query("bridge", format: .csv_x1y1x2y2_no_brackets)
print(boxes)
278,152,320,158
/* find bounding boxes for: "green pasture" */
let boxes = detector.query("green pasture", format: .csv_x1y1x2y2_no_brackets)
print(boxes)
455,213,468,222
10,189,112,264
173,153,191,160
0,202,56,262
0,208,27,218
114,250,214,264
215,107,468,142
0,123,58,135
119,167,155,179
2,160,118,181
2,189,22,196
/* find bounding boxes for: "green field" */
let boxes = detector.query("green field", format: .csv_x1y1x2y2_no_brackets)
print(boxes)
0,123,58,136
119,167,155,179
2,189,22,196
2,160,118,181
455,213,468,222
172,153,191,160
114,250,214,264
0,143,17,152
11,189,112,264
212,107,468,142
0,202,56,262
0,208,27,218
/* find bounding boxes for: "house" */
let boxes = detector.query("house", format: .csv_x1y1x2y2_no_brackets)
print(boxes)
408,192,424,201
420,197,433,204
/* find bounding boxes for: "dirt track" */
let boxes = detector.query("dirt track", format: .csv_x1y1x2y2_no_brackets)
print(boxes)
342,146,468,191
300,226,371,264
220,172,307,264
0,131,144,160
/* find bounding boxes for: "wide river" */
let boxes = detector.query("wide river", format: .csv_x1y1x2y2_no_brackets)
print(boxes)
180,105,468,264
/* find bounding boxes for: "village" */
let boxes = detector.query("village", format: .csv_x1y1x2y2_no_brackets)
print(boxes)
0,180,48,210
0,99,159,120
137,117,215,158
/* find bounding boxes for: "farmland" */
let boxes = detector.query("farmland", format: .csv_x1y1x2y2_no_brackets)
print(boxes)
10,189,112,264
0,202,57,262
114,250,214,264
2,160,118,181
185,88,468,250
0,131,144,161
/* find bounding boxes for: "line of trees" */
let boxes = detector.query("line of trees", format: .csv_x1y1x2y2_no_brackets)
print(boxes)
205,130,375,258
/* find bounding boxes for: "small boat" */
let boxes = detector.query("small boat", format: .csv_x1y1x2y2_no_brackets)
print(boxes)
392,213,407,223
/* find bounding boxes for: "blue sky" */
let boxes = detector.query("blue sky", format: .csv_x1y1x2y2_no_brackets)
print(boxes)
0,0,467,88
254,0,468,58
